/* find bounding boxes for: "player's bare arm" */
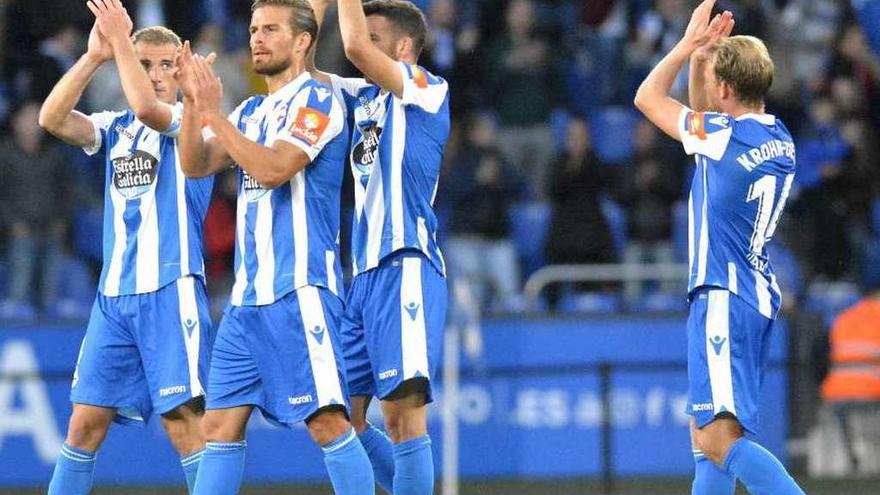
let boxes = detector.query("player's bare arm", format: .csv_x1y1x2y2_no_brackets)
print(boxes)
38,20,112,148
338,0,405,97
634,0,732,140
88,0,175,131
306,0,333,85
177,41,228,178
191,55,311,188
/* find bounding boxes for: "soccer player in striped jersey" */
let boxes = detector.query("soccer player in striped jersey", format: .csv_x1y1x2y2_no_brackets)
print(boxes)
634,1,805,494
308,0,450,493
39,1,213,493
176,1,373,494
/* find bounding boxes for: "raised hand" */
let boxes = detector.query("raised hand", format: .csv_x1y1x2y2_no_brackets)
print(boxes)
681,0,733,54
191,54,223,117
86,0,134,48
693,10,735,62
85,20,114,63
175,41,217,102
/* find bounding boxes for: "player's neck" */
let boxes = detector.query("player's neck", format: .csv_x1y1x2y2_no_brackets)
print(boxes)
265,61,307,94
724,102,765,119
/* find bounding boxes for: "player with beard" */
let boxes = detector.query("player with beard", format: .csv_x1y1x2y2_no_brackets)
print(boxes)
308,1,450,493
176,1,374,494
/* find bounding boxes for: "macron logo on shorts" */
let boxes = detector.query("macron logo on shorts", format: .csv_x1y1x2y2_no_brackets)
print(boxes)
379,369,398,380
289,394,313,405
692,403,713,412
160,385,187,397
404,302,420,321
709,335,727,356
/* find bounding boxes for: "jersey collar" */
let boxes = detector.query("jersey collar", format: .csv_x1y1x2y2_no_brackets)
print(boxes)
266,71,311,104
735,113,776,125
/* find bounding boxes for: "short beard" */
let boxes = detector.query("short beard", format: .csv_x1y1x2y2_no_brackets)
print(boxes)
254,56,292,76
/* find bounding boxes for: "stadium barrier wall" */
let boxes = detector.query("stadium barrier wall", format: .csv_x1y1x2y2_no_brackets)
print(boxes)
0,316,788,487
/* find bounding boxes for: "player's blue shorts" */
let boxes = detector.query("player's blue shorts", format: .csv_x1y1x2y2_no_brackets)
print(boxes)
342,249,447,403
686,288,773,434
71,275,213,425
206,286,350,427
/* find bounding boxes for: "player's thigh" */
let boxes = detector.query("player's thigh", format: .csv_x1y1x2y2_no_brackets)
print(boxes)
254,287,349,425
686,289,766,434
66,403,117,450
135,276,213,416
341,275,376,400
204,309,262,413
379,386,428,443
71,296,150,420
364,251,447,403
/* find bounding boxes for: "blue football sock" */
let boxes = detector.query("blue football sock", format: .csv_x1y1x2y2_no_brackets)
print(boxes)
392,435,434,495
322,428,375,495
359,424,395,494
47,443,97,495
723,438,805,495
692,449,735,495
181,449,204,494
193,441,246,495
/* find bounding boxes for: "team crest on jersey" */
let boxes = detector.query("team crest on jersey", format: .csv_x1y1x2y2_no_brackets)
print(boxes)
289,107,330,145
112,150,159,199
242,170,268,202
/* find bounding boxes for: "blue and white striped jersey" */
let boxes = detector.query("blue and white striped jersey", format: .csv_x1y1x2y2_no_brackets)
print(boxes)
329,63,450,277
84,102,213,297
216,72,346,306
679,109,796,319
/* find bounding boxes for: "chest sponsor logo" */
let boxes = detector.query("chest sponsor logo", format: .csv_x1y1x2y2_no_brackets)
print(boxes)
242,171,269,202
352,124,382,182
112,150,159,199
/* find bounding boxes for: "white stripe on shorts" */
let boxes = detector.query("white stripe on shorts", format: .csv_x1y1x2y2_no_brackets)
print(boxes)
297,286,344,407
706,290,736,417
176,276,202,397
400,257,429,381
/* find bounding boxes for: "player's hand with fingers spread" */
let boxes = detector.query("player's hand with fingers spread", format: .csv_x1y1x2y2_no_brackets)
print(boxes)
86,0,134,48
176,41,218,102
680,0,731,55
191,54,224,118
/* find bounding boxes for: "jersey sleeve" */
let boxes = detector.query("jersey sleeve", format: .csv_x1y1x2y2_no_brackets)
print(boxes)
399,63,448,114
329,73,369,118
274,84,344,161
159,101,184,138
678,108,734,161
82,110,126,156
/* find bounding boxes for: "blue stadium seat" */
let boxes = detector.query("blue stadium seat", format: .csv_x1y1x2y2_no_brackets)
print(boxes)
871,197,880,235
600,196,627,256
557,291,623,314
590,106,639,165
627,291,686,313
509,201,552,277
51,256,96,319
672,200,689,263
805,281,861,327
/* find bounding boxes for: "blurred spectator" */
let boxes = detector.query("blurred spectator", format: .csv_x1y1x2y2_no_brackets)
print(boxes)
617,119,682,301
194,24,251,114
779,0,844,90
443,113,525,312
484,0,564,200
828,23,880,129
0,102,74,316
787,97,854,282
544,117,616,305
423,0,482,114
25,24,83,103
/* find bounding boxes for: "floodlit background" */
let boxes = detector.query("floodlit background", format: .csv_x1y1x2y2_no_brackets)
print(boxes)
1,0,879,493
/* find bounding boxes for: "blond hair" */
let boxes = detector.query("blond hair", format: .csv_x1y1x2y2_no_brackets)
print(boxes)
132,26,182,47
712,35,774,107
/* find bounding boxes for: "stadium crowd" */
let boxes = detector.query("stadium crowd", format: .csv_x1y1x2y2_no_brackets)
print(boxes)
0,0,879,320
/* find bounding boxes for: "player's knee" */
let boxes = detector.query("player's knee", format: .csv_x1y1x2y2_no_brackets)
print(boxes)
161,405,205,455
693,418,742,465
306,406,351,446
66,411,112,451
201,413,243,443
